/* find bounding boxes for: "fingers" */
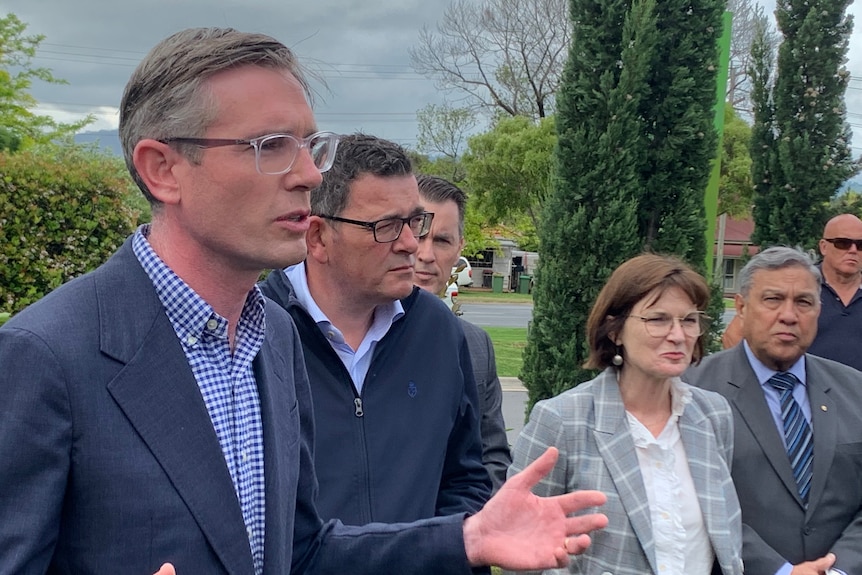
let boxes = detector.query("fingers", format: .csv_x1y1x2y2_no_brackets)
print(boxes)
556,489,608,516
564,534,593,555
505,447,559,491
152,563,176,575
791,553,836,575
564,511,609,538
812,552,836,570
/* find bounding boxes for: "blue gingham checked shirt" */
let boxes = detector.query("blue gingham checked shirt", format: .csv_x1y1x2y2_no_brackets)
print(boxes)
133,226,266,574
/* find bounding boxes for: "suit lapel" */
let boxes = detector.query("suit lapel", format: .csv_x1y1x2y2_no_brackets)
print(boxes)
804,359,837,514
255,319,295,575
725,347,803,507
591,372,658,574
99,243,254,575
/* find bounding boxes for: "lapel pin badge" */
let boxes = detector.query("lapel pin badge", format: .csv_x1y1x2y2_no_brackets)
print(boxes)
820,405,827,411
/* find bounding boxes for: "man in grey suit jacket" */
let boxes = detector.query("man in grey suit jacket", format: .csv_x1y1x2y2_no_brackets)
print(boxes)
686,246,862,575
0,27,609,575
414,174,512,491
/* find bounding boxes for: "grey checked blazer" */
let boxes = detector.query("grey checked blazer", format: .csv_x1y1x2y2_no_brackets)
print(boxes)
508,368,743,575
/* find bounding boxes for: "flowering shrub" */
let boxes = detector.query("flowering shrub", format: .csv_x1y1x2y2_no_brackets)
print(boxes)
0,144,142,314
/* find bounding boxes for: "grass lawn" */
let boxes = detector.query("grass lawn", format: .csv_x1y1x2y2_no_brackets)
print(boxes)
0,312,9,327
457,287,533,304
483,327,528,377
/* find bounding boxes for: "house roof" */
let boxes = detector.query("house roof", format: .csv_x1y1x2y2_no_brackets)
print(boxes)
714,216,760,258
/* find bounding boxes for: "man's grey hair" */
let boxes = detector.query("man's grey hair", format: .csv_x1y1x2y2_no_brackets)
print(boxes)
119,27,310,206
416,175,467,238
738,246,822,298
311,133,413,216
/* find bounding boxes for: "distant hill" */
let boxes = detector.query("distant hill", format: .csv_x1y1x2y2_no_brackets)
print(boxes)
75,129,122,156
841,175,862,194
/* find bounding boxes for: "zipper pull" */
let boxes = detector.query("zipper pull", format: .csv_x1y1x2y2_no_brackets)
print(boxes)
354,397,364,417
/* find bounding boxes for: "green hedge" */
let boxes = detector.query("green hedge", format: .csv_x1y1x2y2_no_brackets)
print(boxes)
0,144,141,314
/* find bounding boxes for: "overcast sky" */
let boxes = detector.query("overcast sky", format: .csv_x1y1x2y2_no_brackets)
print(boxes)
0,0,462,148
1,0,862,155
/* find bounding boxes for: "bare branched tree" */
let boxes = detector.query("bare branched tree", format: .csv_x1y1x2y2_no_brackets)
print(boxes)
727,0,778,117
410,0,570,120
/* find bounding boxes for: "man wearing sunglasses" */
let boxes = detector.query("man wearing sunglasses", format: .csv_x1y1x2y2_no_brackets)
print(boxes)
722,214,862,369
260,134,493,529
807,213,862,371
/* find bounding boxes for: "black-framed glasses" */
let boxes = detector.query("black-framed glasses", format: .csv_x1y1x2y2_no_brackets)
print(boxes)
319,212,434,243
627,311,710,338
159,131,339,175
823,237,862,250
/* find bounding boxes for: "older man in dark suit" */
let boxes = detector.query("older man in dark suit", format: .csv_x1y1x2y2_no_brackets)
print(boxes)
685,246,862,575
414,174,512,492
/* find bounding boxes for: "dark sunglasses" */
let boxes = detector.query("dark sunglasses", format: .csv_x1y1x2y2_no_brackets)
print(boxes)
824,237,862,250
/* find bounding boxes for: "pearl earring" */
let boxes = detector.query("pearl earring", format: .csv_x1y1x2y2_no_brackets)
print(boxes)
612,347,623,366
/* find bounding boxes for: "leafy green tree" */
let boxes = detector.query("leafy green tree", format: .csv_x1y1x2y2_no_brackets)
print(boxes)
521,0,725,409
0,13,90,147
827,190,862,220
718,106,755,218
750,0,857,249
462,115,556,232
415,103,475,183
0,144,141,313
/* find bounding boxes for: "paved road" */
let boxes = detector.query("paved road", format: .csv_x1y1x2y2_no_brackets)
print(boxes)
460,303,533,328
500,378,529,449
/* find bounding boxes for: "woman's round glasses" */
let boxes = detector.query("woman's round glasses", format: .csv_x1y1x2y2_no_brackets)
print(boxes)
627,312,710,338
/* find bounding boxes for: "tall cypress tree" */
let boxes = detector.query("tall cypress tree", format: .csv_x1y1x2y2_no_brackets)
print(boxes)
521,0,724,409
749,18,777,245
640,0,723,260
751,0,856,248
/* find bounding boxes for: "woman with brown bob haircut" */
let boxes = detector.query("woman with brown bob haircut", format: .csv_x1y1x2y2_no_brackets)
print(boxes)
508,254,742,575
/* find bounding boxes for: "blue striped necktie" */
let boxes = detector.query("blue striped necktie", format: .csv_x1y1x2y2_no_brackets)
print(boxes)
768,372,813,505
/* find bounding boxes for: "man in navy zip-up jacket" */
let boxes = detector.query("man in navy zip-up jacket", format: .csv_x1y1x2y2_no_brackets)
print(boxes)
260,134,491,526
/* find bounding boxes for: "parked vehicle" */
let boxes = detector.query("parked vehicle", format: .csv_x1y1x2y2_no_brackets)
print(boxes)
452,256,473,287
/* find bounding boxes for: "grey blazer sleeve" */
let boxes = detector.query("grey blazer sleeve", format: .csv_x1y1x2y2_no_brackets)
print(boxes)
462,320,512,492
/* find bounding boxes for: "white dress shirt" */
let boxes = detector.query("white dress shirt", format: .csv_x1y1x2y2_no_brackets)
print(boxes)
627,378,714,575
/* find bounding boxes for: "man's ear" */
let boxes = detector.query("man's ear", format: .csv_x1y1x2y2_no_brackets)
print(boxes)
305,216,329,264
132,139,184,206
734,293,745,321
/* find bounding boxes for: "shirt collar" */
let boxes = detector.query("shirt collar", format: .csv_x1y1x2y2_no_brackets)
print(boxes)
132,224,266,347
284,262,404,329
669,376,692,418
742,339,807,386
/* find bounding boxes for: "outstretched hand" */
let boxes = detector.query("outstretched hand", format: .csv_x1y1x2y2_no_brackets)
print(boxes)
150,449,607,574
463,447,608,570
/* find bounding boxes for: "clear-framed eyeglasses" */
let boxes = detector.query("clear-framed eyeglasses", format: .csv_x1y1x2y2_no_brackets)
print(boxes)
319,212,434,243
159,131,340,175
627,311,710,338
